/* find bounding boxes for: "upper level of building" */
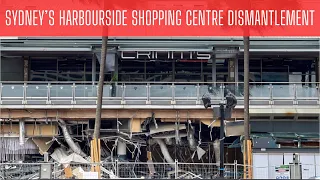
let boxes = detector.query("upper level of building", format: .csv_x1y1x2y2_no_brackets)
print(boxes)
1,36,320,83
1,37,320,118
1,81,319,110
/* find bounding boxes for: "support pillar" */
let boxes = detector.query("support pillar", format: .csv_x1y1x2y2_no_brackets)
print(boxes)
308,63,312,86
234,58,239,83
144,61,147,81
92,54,96,83
318,38,320,86
228,58,236,82
172,60,175,82
317,58,320,84
212,49,216,83
117,140,127,160
201,61,204,82
112,54,119,81
19,119,25,146
228,58,236,93
23,56,29,81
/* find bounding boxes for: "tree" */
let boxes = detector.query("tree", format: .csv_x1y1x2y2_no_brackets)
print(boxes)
243,36,250,178
93,37,107,139
206,0,299,178
77,1,141,172
78,0,142,140
74,1,110,176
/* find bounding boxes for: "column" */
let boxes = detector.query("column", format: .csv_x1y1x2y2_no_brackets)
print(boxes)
112,53,119,81
234,57,239,95
234,58,239,83
260,59,263,82
92,53,96,83
307,63,312,87
318,58,320,100
227,58,236,93
228,58,236,82
316,58,320,83
212,48,216,83
301,70,306,86
144,61,147,81
111,54,118,97
172,60,175,82
201,61,204,82
117,140,127,160
23,56,29,81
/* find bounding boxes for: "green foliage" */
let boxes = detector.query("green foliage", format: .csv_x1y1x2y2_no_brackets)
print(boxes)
111,73,118,82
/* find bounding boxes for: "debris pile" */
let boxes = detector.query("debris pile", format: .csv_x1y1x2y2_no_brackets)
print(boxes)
0,117,230,179
0,137,39,162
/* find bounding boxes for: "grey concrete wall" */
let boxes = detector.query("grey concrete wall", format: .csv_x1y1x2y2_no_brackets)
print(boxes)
0,57,24,81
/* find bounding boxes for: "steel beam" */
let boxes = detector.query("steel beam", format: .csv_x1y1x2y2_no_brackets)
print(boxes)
118,47,213,52
252,148,320,153
0,47,93,52
0,109,244,119
239,49,320,52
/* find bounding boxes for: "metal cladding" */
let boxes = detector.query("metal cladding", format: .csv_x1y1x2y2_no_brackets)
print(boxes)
117,140,127,160
0,137,39,162
213,139,220,165
187,126,197,151
155,139,175,167
19,119,25,146
58,119,87,158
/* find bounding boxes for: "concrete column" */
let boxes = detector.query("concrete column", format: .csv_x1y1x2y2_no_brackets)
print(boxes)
115,54,119,80
117,140,127,160
113,55,119,97
23,57,29,81
112,53,119,81
260,59,263,82
318,38,320,85
144,61,147,81
234,58,239,83
302,70,306,86
19,119,25,146
228,58,236,82
227,58,236,93
212,51,216,83
201,61,204,82
317,58,320,83
172,60,175,82
92,54,96,83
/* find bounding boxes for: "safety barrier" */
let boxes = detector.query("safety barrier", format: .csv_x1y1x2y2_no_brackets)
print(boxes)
0,82,319,107
1,161,319,179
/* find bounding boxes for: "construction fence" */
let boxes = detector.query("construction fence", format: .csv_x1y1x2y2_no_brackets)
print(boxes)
0,161,319,179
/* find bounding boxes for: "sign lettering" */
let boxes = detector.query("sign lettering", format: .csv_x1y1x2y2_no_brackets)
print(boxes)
120,51,212,60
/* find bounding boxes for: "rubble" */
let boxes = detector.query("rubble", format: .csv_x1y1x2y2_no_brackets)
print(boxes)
0,116,234,179
0,137,39,162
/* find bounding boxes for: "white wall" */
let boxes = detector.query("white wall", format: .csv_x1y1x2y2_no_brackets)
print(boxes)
253,152,320,179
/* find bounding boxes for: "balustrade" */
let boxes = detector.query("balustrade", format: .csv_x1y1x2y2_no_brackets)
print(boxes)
0,82,319,106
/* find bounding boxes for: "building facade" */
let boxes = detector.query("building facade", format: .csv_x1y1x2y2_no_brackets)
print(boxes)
0,37,319,178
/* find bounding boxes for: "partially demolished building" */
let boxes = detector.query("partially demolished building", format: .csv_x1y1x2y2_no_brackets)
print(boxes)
0,37,319,179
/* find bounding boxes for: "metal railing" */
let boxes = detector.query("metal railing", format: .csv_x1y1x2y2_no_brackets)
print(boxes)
1,161,319,179
0,82,319,106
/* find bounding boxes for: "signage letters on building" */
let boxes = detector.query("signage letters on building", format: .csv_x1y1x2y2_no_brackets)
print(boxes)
120,51,212,60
